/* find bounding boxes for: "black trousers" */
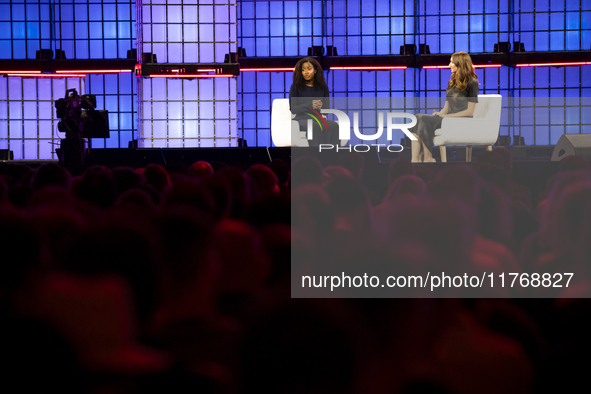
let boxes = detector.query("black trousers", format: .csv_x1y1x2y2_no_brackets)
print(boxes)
297,118,340,147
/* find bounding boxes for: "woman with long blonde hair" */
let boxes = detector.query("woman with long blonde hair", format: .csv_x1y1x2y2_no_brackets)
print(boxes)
410,51,479,163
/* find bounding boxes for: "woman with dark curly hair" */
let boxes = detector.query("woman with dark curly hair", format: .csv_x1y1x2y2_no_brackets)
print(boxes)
410,51,479,163
289,57,339,146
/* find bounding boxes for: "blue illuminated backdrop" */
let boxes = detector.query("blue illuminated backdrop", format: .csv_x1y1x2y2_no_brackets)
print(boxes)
0,75,85,160
137,0,238,148
1,0,590,159
237,0,591,147
0,0,137,159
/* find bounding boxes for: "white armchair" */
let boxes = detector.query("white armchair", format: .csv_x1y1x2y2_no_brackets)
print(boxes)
271,98,347,147
271,98,309,147
433,94,502,162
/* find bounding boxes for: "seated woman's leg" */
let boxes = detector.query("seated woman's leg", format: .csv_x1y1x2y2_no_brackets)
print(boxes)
326,120,340,146
410,114,437,162
422,140,434,161
297,119,322,146
411,133,422,162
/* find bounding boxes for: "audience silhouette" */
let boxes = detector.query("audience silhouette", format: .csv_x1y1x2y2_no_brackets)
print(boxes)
0,152,589,393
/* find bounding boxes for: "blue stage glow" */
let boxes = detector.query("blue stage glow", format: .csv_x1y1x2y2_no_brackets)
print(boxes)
1,0,591,153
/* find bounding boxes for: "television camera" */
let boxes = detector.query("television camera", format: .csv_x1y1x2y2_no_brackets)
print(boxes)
55,89,110,166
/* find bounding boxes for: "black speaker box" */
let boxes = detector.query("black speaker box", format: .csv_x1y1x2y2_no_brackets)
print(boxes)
224,52,237,63
419,44,430,54
0,149,13,160
35,49,53,59
494,42,511,52
55,49,67,59
326,45,338,56
307,46,324,57
399,44,417,54
142,52,157,63
551,134,591,161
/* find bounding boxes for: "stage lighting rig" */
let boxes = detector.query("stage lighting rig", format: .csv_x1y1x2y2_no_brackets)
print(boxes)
55,88,109,167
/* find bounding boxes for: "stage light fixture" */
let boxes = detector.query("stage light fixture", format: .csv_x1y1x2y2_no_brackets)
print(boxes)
159,67,186,75
127,49,137,59
237,47,247,57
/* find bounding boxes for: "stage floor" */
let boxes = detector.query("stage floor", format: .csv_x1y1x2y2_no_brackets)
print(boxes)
1,146,569,207
0,144,561,167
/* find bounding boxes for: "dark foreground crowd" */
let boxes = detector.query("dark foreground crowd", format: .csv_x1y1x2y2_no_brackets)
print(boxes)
1,148,591,393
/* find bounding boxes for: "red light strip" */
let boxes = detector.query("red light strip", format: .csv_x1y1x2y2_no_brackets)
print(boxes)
330,66,407,70
55,69,131,73
0,70,41,74
7,73,86,77
423,64,502,69
516,62,591,67
196,68,217,72
149,74,234,78
241,67,295,71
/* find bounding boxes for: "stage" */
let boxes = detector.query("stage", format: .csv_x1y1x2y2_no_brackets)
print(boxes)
0,144,558,166
1,145,568,207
